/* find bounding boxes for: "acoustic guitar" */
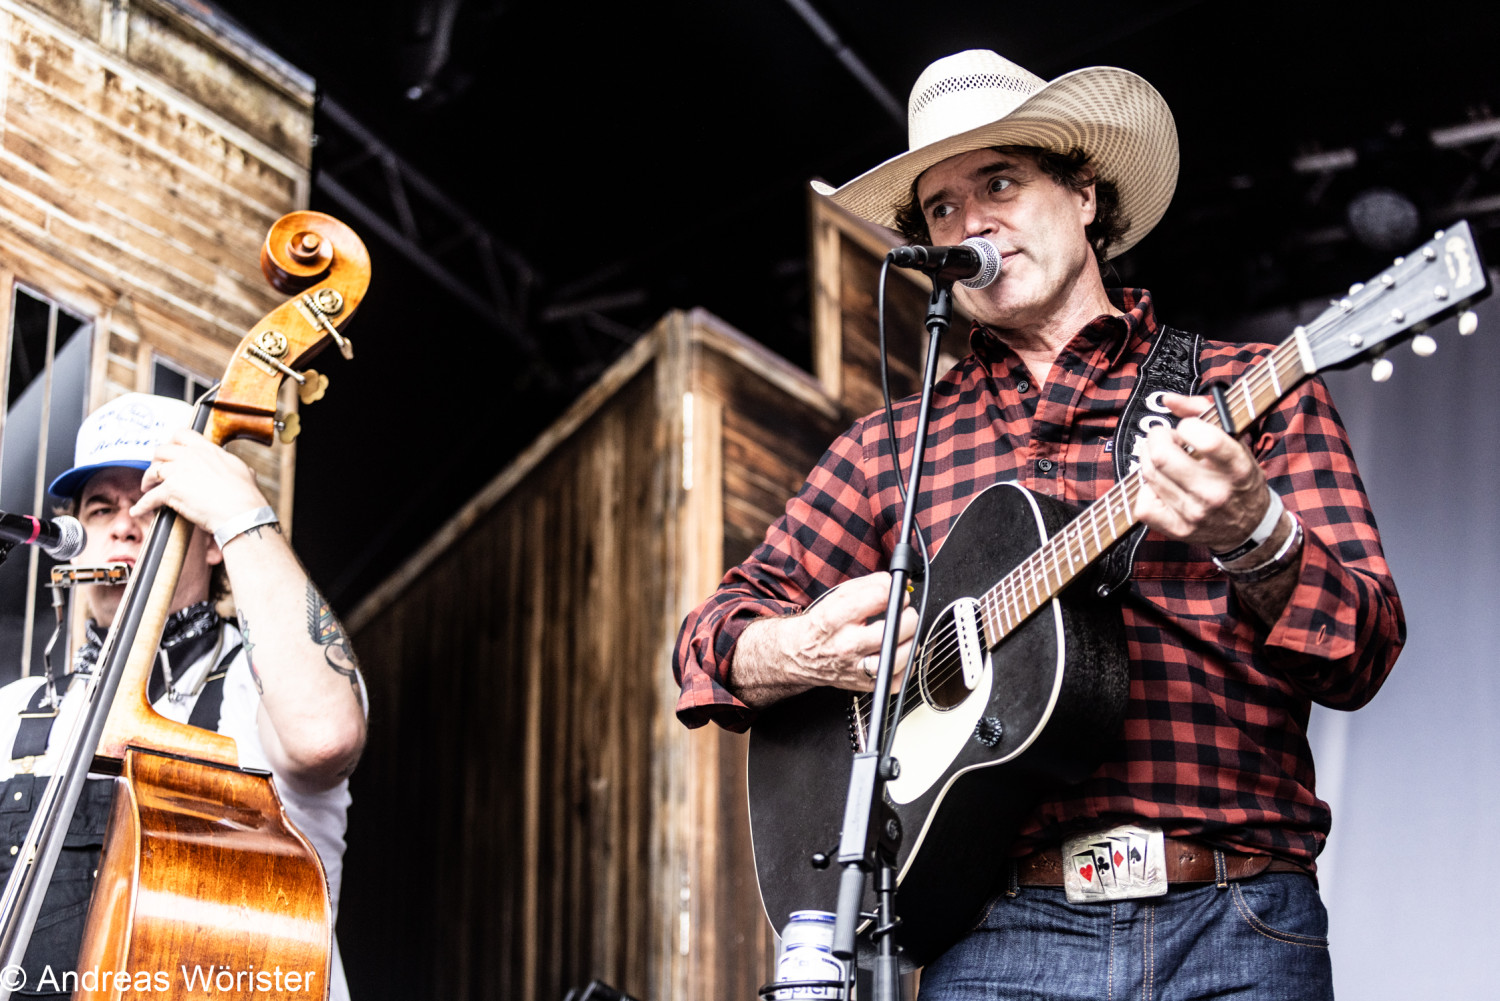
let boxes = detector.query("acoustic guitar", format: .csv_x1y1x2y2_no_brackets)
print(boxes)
747,221,1490,967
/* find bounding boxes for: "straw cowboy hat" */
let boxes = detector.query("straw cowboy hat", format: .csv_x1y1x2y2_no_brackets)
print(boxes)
816,49,1179,259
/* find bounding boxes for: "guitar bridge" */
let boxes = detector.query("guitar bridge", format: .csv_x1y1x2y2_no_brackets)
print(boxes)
951,597,984,690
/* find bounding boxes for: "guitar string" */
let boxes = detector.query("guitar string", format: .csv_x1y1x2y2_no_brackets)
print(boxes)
859,335,1320,732
889,343,1297,702
855,253,1431,735
902,256,1421,687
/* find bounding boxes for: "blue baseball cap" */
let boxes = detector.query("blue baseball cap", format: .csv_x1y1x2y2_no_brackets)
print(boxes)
48,393,194,501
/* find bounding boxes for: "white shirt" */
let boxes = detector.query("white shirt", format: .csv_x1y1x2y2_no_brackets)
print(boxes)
0,618,364,1001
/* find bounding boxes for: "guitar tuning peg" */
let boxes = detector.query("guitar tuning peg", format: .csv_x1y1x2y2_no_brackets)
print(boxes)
1371,358,1394,382
275,411,302,444
1459,310,1479,336
1411,334,1438,357
298,369,329,405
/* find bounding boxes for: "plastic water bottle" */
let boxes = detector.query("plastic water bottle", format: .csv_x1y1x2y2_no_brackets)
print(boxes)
773,910,846,999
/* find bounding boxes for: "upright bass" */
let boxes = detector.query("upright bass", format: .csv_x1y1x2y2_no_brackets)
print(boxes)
0,211,370,1000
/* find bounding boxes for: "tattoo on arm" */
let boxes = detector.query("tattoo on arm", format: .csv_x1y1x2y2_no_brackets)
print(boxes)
307,581,364,710
238,610,264,695
243,523,284,541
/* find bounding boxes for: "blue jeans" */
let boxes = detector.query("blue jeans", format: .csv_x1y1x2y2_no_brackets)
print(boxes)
917,874,1331,1001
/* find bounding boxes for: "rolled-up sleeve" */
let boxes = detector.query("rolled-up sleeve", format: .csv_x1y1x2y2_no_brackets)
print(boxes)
673,418,886,730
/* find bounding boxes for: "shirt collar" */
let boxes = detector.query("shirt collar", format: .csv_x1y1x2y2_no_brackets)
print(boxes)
969,287,1158,370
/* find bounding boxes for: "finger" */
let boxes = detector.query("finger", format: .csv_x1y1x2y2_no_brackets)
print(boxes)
166,427,210,448
1173,417,1253,471
1158,392,1215,420
856,601,921,657
1133,447,1202,538
896,605,918,643
842,571,899,615
130,483,171,518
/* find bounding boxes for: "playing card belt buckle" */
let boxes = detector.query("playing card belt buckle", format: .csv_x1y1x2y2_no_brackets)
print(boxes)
1061,823,1169,903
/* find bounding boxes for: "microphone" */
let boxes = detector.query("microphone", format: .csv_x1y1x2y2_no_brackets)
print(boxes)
888,237,1002,289
0,512,86,560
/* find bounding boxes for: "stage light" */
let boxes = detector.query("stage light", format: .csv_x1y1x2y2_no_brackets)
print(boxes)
1346,187,1421,253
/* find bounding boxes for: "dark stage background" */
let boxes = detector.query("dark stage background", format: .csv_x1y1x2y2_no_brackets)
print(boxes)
184,1,1500,997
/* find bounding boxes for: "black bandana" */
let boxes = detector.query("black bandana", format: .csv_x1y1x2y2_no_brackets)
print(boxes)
72,600,224,702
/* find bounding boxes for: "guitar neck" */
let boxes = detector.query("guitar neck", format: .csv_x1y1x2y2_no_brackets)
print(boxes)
973,332,1314,646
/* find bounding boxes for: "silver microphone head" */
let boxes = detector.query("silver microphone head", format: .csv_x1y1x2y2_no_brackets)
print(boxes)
958,237,1003,290
45,515,86,561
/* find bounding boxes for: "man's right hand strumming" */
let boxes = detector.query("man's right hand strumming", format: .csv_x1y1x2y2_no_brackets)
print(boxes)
725,572,919,709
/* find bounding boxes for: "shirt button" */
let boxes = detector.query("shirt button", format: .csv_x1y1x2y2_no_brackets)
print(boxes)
1036,458,1054,473
1016,379,1031,393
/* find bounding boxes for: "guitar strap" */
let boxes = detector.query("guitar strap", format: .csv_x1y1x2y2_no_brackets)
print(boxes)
1095,323,1203,598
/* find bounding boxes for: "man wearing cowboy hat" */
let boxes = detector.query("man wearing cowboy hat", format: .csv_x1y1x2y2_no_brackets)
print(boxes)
674,50,1401,998
0,393,366,1001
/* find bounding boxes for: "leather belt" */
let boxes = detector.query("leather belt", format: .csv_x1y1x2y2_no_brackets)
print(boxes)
1016,837,1310,888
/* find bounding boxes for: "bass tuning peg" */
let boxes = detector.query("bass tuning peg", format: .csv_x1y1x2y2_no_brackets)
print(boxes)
275,411,301,444
298,370,329,405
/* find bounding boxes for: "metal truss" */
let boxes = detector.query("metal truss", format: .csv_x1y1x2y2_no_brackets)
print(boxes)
313,95,541,358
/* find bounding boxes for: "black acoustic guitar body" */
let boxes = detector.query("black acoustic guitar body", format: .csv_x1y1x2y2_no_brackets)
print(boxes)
747,481,1130,967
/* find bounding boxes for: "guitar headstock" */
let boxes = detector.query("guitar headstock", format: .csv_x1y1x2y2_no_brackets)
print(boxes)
1302,220,1490,378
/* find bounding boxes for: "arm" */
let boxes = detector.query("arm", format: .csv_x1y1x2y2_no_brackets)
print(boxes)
674,417,914,729
725,574,916,710
1133,380,1404,710
133,429,367,790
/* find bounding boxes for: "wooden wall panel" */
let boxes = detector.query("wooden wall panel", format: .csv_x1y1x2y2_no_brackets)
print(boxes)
344,311,844,1001
346,367,665,1001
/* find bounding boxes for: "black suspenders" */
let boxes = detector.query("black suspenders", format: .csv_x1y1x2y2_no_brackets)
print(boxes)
10,636,243,763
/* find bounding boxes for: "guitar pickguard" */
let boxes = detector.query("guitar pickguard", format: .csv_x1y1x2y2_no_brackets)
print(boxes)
886,650,992,805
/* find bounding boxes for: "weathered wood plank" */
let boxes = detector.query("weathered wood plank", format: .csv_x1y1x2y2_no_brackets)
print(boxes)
341,310,842,1001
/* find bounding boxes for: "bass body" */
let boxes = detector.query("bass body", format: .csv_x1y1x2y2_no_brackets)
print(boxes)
748,481,1129,967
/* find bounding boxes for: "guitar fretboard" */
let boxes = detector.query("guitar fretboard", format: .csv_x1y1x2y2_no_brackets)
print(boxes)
974,335,1312,646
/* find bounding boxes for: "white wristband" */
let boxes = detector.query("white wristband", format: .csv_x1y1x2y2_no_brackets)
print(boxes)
213,505,279,550
1247,490,1284,547
1210,490,1284,560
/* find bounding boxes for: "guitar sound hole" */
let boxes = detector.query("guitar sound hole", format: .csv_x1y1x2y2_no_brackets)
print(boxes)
919,634,973,711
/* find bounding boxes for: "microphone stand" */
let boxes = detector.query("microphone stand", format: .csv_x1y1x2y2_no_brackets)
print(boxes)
829,277,955,1001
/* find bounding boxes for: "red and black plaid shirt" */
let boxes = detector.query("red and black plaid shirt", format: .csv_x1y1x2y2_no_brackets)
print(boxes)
672,289,1404,865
